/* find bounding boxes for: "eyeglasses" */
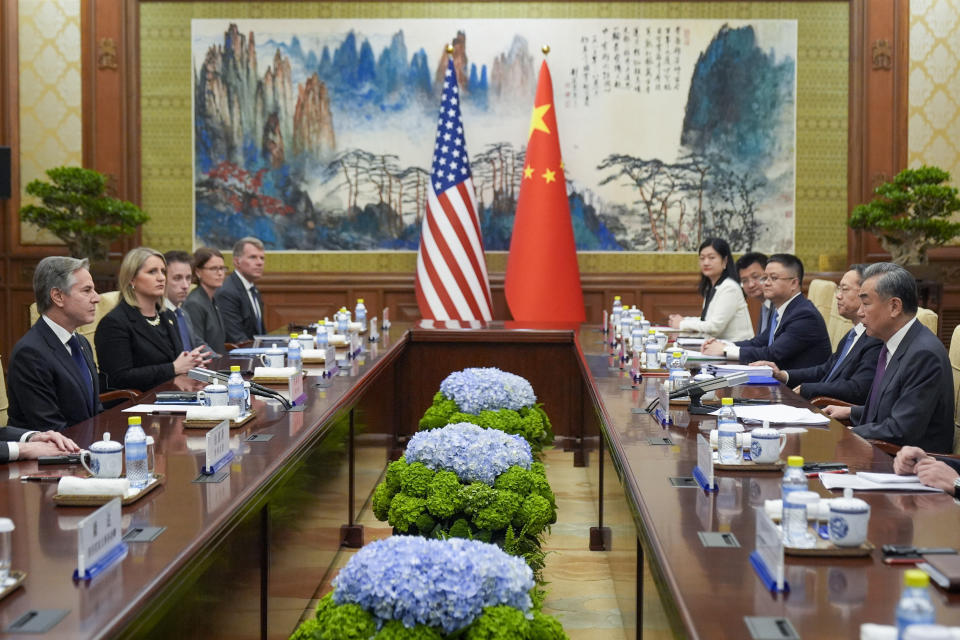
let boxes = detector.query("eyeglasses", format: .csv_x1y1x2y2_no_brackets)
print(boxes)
201,266,227,273
741,276,764,285
759,275,797,284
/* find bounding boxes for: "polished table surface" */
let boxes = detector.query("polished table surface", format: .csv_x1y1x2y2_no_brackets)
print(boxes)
0,322,958,639
576,328,960,638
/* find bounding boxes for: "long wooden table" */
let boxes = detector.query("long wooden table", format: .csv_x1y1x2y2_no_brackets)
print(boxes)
0,323,956,639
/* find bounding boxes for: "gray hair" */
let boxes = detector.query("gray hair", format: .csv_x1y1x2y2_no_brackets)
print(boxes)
34,256,90,314
863,262,918,314
232,236,264,259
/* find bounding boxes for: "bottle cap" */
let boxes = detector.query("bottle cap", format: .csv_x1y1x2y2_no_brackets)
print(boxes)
290,333,297,338
614,295,621,301
230,365,240,372
128,416,141,426
787,455,804,467
357,298,364,303
721,397,733,406
904,569,929,588
673,350,682,357
0,518,14,533
648,329,656,334
319,320,325,325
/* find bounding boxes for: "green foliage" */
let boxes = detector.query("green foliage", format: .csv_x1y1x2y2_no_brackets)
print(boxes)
372,482,395,521
460,482,497,513
529,611,570,640
289,618,320,640
426,470,462,518
417,395,554,454
374,621,444,640
313,599,377,640
465,605,530,639
400,462,434,498
388,494,427,533
515,494,555,535
472,490,522,531
849,165,960,264
448,517,473,539
19,166,149,261
385,458,408,493
415,511,437,534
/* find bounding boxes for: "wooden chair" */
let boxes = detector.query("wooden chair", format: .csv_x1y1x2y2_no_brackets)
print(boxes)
0,356,8,427
826,293,854,350
30,290,121,368
807,278,837,325
99,389,142,411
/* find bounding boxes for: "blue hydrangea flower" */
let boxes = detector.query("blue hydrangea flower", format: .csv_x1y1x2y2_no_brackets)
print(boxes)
439,367,536,414
332,536,534,632
406,423,532,485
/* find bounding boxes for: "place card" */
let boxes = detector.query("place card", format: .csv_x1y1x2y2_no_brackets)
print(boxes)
74,497,127,581
381,307,391,329
288,371,306,405
750,507,788,593
368,317,379,342
693,434,716,492
202,420,234,475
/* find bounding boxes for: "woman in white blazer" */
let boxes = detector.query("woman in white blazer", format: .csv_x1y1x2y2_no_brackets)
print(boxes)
668,238,754,341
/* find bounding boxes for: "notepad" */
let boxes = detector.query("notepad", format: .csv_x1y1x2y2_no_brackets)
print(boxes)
818,472,942,493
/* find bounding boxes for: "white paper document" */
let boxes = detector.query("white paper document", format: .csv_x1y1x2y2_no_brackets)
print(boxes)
707,363,774,377
709,403,830,425
818,472,942,493
123,403,196,413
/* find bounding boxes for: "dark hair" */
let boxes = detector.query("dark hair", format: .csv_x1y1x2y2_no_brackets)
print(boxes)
193,247,224,271
697,237,738,298
863,262,919,314
163,250,193,268
767,253,804,284
735,252,767,273
849,263,868,283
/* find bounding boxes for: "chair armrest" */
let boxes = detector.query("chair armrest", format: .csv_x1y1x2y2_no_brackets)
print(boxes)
99,389,143,410
223,342,240,352
865,439,902,457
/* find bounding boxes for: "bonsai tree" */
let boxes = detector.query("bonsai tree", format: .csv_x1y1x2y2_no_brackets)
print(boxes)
848,165,960,264
19,166,149,261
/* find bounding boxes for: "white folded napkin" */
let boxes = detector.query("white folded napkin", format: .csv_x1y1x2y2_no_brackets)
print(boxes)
185,405,240,421
708,429,750,449
253,366,297,378
348,322,364,333
57,476,130,496
329,334,348,346
763,498,835,521
300,349,326,361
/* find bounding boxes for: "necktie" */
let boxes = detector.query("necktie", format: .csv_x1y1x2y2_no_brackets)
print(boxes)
175,308,193,350
864,346,889,421
67,334,95,411
766,308,779,347
826,329,857,381
250,286,265,333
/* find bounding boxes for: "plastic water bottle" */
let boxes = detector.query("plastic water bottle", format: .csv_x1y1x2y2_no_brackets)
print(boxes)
717,397,741,464
316,320,329,348
287,333,302,373
336,307,350,334
644,329,660,369
782,455,807,500
667,350,684,373
897,570,936,638
355,298,367,331
620,312,634,345
611,296,623,335
630,315,645,351
227,365,246,417
124,416,148,489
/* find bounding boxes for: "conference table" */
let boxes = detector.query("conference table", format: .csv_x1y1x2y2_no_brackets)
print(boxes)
0,322,956,639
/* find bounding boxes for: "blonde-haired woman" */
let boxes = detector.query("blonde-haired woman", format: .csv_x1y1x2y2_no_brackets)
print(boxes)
95,247,207,391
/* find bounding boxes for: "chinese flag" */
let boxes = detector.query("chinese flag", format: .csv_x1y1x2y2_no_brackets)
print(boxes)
505,60,585,323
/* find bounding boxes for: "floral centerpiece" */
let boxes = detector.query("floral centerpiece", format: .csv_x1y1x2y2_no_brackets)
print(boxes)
372,423,557,579
418,368,553,453
290,536,568,640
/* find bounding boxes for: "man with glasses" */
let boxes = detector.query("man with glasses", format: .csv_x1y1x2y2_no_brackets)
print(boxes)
702,253,831,369
751,264,882,403
735,252,770,335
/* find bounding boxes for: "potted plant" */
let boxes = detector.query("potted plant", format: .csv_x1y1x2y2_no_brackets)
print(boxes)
19,166,149,261
848,165,960,265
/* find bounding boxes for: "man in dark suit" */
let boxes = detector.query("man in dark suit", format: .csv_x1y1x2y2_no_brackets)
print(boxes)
7,256,105,431
163,250,216,357
825,263,954,453
215,237,266,343
0,426,80,463
752,265,882,404
702,254,831,369
894,446,960,496
735,252,770,335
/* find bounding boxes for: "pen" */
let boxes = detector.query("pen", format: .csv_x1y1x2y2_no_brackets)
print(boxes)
20,476,62,482
806,469,848,478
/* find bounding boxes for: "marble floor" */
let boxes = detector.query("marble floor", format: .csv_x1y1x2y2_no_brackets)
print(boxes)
297,447,676,640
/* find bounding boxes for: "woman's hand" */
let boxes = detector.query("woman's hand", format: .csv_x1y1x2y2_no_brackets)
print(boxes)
668,314,683,329
173,346,208,375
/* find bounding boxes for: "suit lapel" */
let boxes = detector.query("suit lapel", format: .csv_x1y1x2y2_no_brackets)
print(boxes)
34,320,93,413
122,301,178,360
771,295,803,339
870,324,921,420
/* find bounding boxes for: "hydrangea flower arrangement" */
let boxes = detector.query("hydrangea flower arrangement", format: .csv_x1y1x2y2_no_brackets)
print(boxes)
419,368,554,453
288,537,568,640
372,424,557,579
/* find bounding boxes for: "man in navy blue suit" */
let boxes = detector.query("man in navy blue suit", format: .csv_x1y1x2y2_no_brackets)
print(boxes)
7,256,104,432
215,237,266,343
825,263,954,453
752,264,882,404
702,253,831,369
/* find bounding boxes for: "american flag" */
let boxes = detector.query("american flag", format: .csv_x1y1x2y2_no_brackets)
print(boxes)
415,58,493,322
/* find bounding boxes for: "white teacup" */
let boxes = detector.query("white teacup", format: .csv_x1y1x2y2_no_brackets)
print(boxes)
81,432,123,478
258,348,285,368
828,488,870,547
204,384,228,407
749,427,786,463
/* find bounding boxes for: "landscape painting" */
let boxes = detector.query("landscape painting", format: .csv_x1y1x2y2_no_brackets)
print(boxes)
192,19,797,252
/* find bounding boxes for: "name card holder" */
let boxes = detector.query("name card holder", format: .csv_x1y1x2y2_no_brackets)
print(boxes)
381,307,391,330
750,507,789,593
368,317,379,342
693,434,717,492
74,498,127,581
348,332,362,359
288,371,306,406
202,420,234,476
653,382,672,426
601,310,608,334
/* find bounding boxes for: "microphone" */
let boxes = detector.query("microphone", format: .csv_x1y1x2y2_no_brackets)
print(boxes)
188,368,293,410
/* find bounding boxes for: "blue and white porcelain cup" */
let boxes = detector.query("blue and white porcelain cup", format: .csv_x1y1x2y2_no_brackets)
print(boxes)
828,488,870,547
749,427,786,463
80,432,123,478
203,384,228,407
258,348,285,368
